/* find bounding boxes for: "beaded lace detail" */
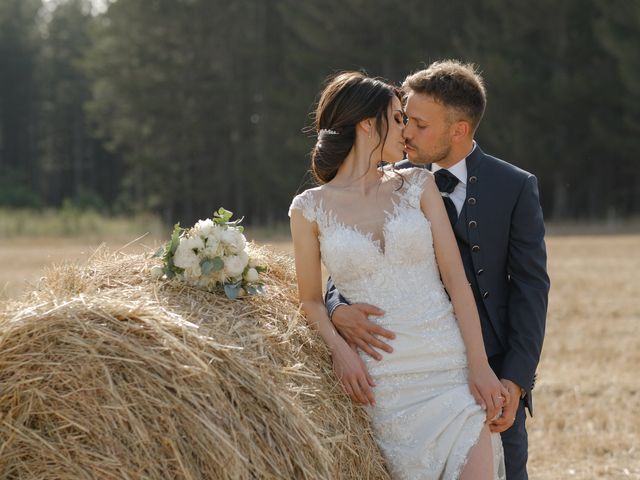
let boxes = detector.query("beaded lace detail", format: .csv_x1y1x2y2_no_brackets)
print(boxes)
289,168,505,479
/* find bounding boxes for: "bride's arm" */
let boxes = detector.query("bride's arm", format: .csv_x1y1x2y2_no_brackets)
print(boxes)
290,209,376,406
419,174,509,420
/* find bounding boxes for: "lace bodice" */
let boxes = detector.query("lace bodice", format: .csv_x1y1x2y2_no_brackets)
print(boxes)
289,168,446,315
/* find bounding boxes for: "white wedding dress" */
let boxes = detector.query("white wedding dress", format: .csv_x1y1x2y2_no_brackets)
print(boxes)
289,168,505,480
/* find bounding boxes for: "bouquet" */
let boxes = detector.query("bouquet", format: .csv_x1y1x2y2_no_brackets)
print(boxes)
152,208,265,299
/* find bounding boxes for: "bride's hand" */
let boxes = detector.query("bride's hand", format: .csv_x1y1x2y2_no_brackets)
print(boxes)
331,342,376,406
467,361,510,422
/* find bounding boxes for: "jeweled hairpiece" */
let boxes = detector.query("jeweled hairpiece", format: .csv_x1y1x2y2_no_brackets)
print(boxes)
318,128,339,136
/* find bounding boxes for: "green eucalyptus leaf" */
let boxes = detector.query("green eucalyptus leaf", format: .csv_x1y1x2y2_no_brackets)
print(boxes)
215,207,233,224
211,256,224,272
246,285,258,296
169,223,181,254
201,259,214,275
224,283,240,300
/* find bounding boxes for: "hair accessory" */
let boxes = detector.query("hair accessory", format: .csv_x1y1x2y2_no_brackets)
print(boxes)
318,128,339,136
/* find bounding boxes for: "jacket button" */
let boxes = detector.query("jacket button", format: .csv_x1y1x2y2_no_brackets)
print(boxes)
468,220,477,229
477,268,484,275
472,245,480,253
469,176,477,184
467,197,476,206
483,291,490,299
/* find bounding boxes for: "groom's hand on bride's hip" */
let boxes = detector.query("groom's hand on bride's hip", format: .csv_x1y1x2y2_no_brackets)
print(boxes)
331,304,394,361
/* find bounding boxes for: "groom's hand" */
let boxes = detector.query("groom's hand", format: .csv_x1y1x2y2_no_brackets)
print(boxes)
331,304,394,361
489,379,522,433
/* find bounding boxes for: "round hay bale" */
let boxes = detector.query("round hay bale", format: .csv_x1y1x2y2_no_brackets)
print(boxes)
0,245,389,479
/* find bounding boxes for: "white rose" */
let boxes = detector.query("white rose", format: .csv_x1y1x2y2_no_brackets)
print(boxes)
221,228,247,254
183,261,202,280
203,236,220,257
224,254,248,278
182,235,205,252
206,226,223,241
194,218,215,237
173,240,199,270
244,267,259,282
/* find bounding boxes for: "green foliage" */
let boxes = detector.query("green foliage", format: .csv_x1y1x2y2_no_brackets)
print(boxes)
169,223,182,254
211,257,225,272
159,222,185,277
0,207,164,238
223,283,242,300
0,167,41,208
213,208,234,225
1,0,638,221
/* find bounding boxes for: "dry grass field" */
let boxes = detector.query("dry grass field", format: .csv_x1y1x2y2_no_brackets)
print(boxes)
528,234,640,479
0,232,638,478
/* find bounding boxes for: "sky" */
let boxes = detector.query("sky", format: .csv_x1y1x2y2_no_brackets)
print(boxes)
40,0,111,16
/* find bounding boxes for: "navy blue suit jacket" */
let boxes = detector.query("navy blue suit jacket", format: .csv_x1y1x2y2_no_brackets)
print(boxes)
325,145,550,414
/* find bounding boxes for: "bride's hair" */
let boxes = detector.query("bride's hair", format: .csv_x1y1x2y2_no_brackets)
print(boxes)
310,72,400,184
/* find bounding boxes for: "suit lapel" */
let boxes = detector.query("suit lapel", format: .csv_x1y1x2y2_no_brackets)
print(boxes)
465,144,484,178
457,145,485,235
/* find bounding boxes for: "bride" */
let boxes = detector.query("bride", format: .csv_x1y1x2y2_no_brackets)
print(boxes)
289,72,507,479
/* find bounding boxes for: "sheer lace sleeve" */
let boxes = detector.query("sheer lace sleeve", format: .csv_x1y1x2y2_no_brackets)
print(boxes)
400,167,433,208
288,189,317,223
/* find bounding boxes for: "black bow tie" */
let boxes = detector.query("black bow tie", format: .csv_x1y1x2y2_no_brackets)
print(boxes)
434,169,459,194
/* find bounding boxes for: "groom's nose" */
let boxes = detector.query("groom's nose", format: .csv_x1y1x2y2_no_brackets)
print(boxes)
402,125,412,140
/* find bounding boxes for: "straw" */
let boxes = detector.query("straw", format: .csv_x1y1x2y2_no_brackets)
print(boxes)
0,244,389,479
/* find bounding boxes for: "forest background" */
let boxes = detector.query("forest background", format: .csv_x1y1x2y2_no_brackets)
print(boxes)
1,0,638,227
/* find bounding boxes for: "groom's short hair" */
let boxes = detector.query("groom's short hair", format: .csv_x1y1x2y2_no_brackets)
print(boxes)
403,60,486,132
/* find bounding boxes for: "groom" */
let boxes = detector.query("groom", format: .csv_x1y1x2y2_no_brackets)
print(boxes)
325,60,549,479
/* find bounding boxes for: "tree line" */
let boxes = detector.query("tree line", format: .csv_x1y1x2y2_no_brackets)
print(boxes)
1,0,638,225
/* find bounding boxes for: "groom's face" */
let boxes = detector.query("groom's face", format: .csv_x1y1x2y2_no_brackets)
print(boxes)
403,92,452,165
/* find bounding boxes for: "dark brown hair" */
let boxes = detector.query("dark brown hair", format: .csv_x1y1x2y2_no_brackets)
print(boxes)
310,72,400,184
403,60,487,132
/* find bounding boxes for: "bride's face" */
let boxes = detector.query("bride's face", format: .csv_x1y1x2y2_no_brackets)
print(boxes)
379,96,406,164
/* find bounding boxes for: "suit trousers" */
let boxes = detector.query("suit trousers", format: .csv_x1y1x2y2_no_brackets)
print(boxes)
500,398,528,480
489,353,529,479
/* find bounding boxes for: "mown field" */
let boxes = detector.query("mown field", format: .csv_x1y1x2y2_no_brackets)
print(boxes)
0,223,638,479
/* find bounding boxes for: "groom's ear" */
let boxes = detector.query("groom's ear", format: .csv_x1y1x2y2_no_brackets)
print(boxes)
450,119,471,143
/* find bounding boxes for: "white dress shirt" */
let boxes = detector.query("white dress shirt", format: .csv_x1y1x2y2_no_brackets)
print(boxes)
432,142,476,216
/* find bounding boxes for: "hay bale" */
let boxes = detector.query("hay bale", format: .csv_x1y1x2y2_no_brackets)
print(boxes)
0,245,389,479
